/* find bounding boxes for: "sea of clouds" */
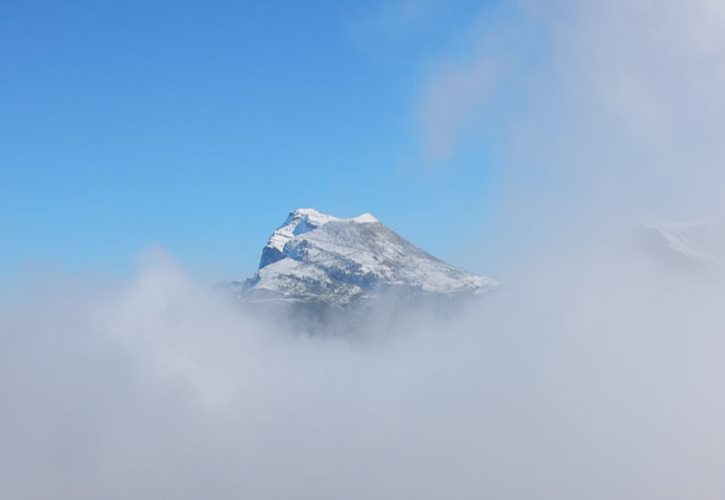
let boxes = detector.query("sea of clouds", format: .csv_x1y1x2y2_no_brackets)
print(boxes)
2,237,724,500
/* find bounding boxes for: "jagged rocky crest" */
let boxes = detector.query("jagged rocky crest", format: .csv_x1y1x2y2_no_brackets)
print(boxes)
230,208,497,307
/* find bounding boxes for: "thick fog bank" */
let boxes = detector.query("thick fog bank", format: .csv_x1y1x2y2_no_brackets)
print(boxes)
1,242,724,500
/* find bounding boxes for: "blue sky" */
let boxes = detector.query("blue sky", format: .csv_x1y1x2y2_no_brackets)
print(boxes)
1,0,512,281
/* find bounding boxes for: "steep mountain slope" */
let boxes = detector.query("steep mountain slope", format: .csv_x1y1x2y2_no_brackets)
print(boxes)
231,208,497,305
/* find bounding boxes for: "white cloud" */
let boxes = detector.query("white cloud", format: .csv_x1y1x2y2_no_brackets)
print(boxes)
2,242,725,499
416,0,725,188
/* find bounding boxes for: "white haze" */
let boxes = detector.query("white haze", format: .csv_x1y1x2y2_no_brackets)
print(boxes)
3,1,725,499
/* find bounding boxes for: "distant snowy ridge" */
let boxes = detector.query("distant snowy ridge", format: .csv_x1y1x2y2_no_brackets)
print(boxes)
643,221,725,265
231,208,497,305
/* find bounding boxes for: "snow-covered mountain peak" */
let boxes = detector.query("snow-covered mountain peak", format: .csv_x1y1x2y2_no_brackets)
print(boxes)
261,208,380,269
284,208,378,230
237,208,497,305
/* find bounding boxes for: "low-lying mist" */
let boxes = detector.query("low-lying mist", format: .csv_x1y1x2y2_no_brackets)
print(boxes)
2,239,724,500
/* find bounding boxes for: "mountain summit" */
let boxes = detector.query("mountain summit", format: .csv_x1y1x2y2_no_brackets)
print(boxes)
232,208,497,305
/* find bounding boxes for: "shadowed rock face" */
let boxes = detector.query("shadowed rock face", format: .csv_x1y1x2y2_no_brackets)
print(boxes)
230,208,498,307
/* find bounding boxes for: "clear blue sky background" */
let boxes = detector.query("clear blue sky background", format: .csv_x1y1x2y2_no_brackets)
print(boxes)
2,0,511,281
